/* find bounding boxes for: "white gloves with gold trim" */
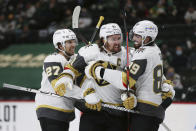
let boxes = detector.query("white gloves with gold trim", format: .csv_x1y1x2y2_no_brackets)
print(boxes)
121,92,137,110
83,88,102,111
52,74,73,96
161,80,175,100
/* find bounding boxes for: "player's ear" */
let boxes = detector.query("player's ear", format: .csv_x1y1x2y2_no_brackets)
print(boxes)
57,43,63,50
144,36,152,44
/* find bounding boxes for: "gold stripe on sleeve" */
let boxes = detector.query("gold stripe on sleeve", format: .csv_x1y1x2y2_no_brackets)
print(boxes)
122,72,136,88
66,64,81,77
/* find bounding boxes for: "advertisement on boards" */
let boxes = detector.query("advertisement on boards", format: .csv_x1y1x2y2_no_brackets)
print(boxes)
0,101,196,131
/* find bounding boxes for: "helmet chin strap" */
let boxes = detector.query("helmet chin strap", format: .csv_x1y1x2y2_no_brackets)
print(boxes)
141,36,146,47
103,45,113,54
58,44,72,59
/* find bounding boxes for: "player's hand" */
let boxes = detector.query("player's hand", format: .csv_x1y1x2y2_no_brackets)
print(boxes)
85,60,107,79
161,80,175,100
83,88,102,111
52,75,73,96
121,93,137,110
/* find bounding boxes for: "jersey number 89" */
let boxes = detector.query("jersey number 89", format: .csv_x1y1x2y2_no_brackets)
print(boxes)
153,65,163,93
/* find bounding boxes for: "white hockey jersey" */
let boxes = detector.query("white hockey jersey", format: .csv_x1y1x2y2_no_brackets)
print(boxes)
104,44,164,104
102,44,166,119
131,44,163,105
77,44,127,105
35,53,78,122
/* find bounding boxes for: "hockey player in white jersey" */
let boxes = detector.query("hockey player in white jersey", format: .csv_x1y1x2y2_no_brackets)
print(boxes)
52,23,130,131
79,23,129,131
86,20,175,131
35,29,80,131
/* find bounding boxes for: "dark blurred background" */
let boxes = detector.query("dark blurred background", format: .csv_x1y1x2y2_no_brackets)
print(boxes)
0,0,196,102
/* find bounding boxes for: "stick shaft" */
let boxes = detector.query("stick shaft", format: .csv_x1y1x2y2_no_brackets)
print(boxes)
3,83,171,129
3,83,62,98
89,16,104,44
3,83,136,113
161,122,171,131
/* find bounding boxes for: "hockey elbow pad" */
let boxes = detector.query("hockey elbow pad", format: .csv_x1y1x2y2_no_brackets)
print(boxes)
69,54,87,74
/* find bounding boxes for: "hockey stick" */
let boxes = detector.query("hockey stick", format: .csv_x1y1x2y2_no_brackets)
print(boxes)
3,83,136,113
72,6,104,45
3,83,171,128
72,6,89,45
161,122,171,131
88,16,104,44
121,8,132,131
122,10,131,92
3,83,171,130
3,83,79,99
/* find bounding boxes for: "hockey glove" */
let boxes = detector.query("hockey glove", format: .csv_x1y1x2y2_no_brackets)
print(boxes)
51,73,73,96
83,88,102,111
121,92,137,110
161,80,175,100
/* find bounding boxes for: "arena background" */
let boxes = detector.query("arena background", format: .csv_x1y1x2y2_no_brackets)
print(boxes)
0,0,196,130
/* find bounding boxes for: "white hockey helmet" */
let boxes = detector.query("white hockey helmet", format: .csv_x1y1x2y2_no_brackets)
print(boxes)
53,29,77,49
132,20,158,45
99,23,123,43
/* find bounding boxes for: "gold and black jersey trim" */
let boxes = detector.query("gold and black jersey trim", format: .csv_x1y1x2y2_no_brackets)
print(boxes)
90,61,117,87
122,72,136,89
137,99,159,107
36,105,74,113
36,105,75,122
75,73,87,88
66,64,82,77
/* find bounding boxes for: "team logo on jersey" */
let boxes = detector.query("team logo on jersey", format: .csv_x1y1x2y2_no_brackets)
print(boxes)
94,63,117,86
135,48,145,53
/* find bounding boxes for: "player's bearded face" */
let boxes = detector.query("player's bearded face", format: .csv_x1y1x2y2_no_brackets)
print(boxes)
64,39,76,55
106,34,122,53
132,34,142,49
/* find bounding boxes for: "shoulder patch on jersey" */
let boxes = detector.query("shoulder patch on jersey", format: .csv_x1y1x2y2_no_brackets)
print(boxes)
44,62,63,82
129,59,147,80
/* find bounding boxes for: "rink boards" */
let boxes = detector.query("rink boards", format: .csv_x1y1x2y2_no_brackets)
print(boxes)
0,101,195,131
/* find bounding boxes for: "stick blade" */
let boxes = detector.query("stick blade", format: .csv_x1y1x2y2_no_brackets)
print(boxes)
72,6,81,29
3,83,21,90
3,83,12,88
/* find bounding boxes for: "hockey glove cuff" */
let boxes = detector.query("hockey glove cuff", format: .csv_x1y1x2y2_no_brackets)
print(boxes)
161,80,175,100
51,73,73,96
83,88,102,111
122,93,137,110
